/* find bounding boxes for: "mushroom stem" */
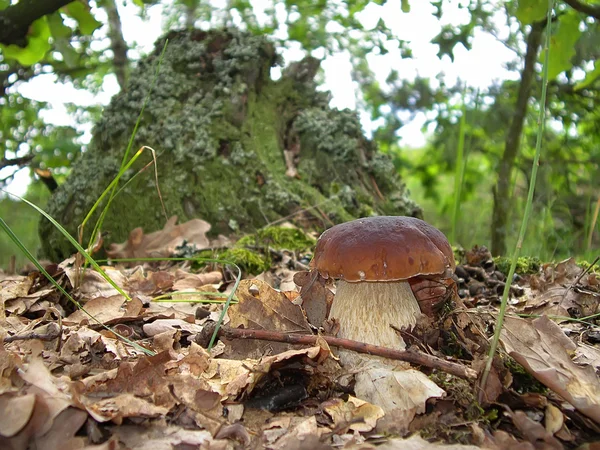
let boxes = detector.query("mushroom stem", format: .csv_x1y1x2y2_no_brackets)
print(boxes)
329,280,421,354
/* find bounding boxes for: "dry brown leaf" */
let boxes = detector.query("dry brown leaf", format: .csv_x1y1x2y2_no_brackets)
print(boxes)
4,288,55,315
501,316,600,424
63,266,128,301
266,416,326,450
507,409,562,449
172,269,223,290
226,279,311,358
323,396,384,432
574,342,600,372
202,346,325,400
0,275,33,319
65,295,127,325
229,279,310,333
142,318,203,337
376,434,481,449
104,424,217,449
106,216,212,261
0,393,36,437
293,271,333,328
353,367,445,417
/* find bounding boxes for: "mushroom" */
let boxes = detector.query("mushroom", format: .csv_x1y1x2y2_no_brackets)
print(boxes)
311,216,455,354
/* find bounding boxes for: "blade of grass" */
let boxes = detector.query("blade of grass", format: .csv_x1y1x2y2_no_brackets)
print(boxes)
82,40,169,256
2,190,132,301
586,197,600,252
450,88,468,244
479,0,554,390
0,218,154,356
81,145,167,258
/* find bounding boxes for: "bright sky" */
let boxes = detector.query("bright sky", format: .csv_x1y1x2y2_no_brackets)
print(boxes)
6,0,516,196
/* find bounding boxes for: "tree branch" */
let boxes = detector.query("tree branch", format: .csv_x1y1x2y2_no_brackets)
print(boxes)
0,154,35,170
563,0,600,20
197,323,478,380
0,0,73,47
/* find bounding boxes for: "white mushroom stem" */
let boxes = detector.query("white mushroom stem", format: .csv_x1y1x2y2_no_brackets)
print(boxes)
329,280,421,353
329,280,445,414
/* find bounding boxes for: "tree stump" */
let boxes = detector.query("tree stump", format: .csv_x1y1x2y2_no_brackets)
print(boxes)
41,29,420,260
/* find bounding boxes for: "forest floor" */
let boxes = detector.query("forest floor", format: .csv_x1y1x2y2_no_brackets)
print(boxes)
1,218,599,449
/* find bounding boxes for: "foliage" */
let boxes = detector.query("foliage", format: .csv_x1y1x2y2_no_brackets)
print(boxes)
0,182,49,269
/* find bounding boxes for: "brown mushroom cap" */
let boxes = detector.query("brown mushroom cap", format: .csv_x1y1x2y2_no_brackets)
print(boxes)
311,216,455,282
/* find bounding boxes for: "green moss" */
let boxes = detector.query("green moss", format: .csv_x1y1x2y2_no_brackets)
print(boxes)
494,256,541,275
577,260,599,273
236,225,315,251
218,247,270,274
452,245,465,265
428,371,484,422
503,355,547,394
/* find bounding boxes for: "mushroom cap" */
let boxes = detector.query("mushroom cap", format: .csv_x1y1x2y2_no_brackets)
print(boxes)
310,216,455,282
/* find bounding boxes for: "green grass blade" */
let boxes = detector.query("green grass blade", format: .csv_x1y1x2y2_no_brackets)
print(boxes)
0,218,153,356
1,190,132,301
480,0,554,390
83,40,168,256
451,88,468,244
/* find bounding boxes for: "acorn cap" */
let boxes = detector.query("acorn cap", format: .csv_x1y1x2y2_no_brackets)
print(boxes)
311,216,455,282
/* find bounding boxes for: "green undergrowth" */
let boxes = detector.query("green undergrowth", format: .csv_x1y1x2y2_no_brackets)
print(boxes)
493,256,541,275
237,226,316,251
195,225,315,274
503,355,547,394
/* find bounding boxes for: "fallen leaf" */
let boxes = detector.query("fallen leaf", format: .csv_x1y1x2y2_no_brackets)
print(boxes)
0,393,36,437
501,315,600,424
353,367,445,419
293,271,333,328
226,279,311,358
65,295,126,325
106,216,212,261
323,395,384,432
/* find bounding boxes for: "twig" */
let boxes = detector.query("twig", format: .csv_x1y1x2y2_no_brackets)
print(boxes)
3,322,61,343
198,323,478,380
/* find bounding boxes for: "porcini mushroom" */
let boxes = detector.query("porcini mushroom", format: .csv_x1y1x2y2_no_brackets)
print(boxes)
311,216,455,353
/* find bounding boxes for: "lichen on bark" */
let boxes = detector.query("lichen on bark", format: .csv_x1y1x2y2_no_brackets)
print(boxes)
40,28,420,261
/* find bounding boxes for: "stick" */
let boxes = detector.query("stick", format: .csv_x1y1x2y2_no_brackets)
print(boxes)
198,323,478,380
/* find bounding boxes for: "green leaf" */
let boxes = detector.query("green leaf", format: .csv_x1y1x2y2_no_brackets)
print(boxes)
62,1,101,35
575,59,600,90
547,12,581,79
47,12,79,68
0,17,51,65
516,0,547,25
401,0,410,12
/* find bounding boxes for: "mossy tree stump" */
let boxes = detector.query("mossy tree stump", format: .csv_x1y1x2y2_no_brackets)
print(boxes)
41,29,420,261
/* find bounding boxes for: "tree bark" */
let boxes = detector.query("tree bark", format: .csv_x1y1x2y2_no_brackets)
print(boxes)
100,0,129,91
0,0,72,46
563,0,600,20
491,21,545,256
185,1,199,29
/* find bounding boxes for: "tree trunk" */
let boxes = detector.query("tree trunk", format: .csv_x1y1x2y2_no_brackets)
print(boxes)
101,0,129,91
491,21,545,255
185,0,199,28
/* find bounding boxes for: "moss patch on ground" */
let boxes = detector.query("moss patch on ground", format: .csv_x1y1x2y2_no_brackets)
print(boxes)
493,256,542,275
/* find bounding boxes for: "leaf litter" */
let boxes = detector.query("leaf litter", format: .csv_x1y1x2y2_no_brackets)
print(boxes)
1,220,600,448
